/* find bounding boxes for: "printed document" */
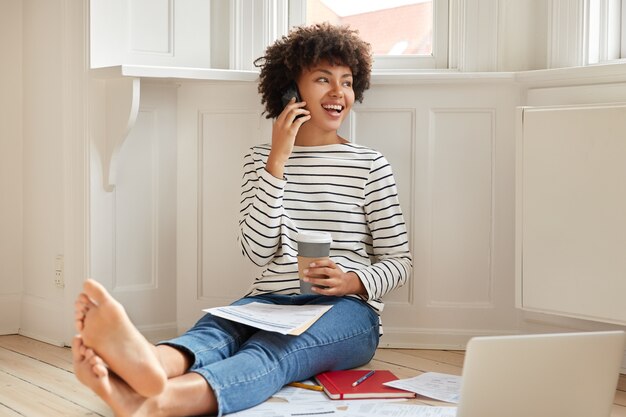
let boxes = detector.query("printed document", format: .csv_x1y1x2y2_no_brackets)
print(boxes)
203,302,333,336
343,402,457,416
384,372,462,404
224,402,337,416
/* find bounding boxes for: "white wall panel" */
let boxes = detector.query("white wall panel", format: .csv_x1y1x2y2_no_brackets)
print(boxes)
114,109,159,290
518,104,626,324
355,81,520,348
177,82,269,331
517,73,626,342
198,111,265,300
351,109,415,305
427,109,495,307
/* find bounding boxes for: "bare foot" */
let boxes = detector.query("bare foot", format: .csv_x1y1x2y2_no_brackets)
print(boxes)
72,335,160,417
78,279,167,397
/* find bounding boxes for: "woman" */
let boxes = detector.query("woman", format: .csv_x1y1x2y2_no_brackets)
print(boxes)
73,23,412,417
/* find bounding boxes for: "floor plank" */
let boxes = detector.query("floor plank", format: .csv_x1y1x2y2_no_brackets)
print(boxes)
0,334,73,372
0,335,111,417
0,371,100,416
0,403,26,417
373,348,463,375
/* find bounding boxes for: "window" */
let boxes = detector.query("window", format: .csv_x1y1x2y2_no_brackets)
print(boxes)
288,0,449,70
232,0,449,71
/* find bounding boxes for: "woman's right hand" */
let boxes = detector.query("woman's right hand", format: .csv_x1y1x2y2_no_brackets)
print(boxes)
265,98,310,178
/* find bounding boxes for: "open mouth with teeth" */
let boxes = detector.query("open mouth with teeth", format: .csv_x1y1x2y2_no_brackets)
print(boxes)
322,104,344,114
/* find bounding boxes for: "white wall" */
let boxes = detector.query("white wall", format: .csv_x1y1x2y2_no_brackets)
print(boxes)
3,0,90,345
0,0,23,334
19,0,67,343
5,0,624,349
175,75,527,346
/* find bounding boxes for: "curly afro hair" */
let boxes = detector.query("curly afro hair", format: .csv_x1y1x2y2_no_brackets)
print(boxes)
254,22,372,119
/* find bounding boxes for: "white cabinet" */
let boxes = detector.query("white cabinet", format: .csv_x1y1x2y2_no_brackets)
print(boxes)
90,0,212,68
516,104,626,325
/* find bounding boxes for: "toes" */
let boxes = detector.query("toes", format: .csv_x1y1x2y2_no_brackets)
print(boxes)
75,293,93,332
71,335,84,361
84,347,96,361
92,362,108,378
82,347,109,379
76,292,92,306
89,354,109,378
75,308,86,332
83,279,111,306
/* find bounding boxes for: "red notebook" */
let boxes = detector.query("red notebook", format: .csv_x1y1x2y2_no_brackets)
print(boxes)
315,370,416,400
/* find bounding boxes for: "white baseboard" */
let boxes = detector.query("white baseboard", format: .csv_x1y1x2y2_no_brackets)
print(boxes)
19,294,66,346
137,322,178,344
380,327,520,350
0,292,21,335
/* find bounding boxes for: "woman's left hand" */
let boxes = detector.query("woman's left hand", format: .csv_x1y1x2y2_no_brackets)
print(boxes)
303,259,367,296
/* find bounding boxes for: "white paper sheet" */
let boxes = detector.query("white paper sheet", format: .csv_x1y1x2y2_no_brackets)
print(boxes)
341,402,457,417
273,381,328,403
203,302,333,335
224,402,337,416
384,372,462,404
274,382,409,406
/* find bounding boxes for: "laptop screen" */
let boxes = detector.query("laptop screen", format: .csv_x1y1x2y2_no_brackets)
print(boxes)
457,331,625,417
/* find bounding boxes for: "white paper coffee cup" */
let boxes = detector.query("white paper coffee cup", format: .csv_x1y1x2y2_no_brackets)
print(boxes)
297,231,332,294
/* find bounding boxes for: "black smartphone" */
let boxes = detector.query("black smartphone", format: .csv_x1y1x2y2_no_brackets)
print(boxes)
281,83,302,108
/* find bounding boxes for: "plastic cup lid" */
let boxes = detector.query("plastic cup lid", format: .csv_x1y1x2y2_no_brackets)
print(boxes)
297,231,332,244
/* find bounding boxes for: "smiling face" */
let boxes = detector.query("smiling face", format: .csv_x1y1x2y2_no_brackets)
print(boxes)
296,61,355,134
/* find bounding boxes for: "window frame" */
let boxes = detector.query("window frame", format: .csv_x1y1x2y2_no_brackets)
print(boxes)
584,0,623,64
230,0,291,71
233,0,450,72
289,0,449,70
622,0,626,57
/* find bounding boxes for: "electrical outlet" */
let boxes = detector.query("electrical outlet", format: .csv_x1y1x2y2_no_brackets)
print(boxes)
55,255,65,288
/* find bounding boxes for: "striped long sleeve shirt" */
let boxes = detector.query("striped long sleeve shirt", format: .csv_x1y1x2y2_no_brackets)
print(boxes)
238,142,412,316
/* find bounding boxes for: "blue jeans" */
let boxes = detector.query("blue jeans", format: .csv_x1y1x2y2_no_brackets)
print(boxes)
162,294,380,416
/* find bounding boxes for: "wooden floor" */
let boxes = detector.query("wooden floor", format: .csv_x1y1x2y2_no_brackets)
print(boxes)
1,334,625,416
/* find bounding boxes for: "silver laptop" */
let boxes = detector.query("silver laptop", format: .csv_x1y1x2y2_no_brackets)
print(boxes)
457,330,625,417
